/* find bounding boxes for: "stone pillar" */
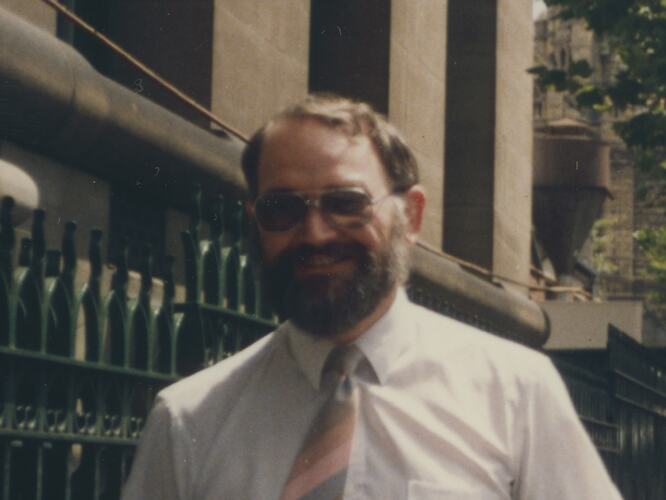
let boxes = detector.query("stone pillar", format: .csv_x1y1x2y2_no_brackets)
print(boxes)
0,0,56,33
444,0,533,292
211,0,310,136
389,0,447,248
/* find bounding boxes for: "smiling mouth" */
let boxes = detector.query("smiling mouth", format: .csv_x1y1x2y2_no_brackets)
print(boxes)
293,254,357,277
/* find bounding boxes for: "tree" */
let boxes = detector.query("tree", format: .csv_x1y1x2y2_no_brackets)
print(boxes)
531,0,666,317
532,0,666,172
635,227,666,306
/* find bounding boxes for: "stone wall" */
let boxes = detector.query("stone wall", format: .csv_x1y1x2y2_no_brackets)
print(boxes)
597,145,635,298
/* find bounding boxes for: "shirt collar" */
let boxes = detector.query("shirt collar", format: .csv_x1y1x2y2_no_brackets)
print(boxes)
287,323,334,390
286,288,414,389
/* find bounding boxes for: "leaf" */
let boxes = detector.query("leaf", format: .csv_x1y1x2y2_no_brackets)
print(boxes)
614,112,666,149
575,86,605,107
569,59,593,78
607,71,644,109
527,65,548,77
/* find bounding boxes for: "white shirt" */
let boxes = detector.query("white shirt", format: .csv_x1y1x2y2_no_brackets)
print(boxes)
122,290,622,500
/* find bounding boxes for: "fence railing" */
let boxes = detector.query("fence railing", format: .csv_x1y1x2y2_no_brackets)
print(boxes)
608,326,666,500
555,326,666,500
2,188,665,499
2,185,531,499
0,189,278,499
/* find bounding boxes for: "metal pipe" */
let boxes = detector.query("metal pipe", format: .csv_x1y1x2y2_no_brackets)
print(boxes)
0,6,247,207
410,246,550,347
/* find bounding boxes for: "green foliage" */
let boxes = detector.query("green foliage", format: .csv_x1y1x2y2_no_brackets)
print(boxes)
539,0,666,154
528,66,570,91
635,227,666,302
575,85,605,108
569,59,593,78
590,218,619,274
615,112,666,149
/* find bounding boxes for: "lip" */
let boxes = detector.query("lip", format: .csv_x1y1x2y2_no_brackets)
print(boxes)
294,254,355,277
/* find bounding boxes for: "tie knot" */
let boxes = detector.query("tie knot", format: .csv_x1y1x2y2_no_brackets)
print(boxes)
324,344,364,378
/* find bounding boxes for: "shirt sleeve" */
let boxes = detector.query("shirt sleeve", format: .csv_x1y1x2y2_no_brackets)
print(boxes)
514,358,623,500
120,397,191,500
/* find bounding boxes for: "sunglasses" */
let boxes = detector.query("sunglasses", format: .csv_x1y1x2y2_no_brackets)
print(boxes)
253,187,395,232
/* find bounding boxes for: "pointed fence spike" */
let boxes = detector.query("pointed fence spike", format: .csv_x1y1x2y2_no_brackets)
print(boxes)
163,255,175,306
31,209,46,266
181,230,200,302
19,238,32,267
111,236,129,294
230,201,243,245
210,195,224,242
239,201,250,253
0,197,15,250
45,250,61,277
0,197,15,281
89,230,103,282
139,244,153,297
189,184,202,242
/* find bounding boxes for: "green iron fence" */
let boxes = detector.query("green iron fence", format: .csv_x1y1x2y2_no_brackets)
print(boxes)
0,189,277,500
609,326,666,500
554,326,666,500
2,188,665,499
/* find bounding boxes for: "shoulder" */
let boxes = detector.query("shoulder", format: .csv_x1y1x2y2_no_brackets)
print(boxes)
157,327,285,419
407,301,556,384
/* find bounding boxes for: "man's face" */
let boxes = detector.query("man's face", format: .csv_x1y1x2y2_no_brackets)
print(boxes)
250,118,416,338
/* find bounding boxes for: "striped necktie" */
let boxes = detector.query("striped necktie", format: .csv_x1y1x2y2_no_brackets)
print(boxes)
281,345,364,500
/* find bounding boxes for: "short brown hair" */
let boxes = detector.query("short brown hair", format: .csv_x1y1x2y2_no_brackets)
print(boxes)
241,94,420,197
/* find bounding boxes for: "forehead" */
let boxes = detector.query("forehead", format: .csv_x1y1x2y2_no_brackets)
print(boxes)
256,117,389,194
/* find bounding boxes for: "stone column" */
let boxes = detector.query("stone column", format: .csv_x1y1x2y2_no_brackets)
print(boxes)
444,0,534,292
389,0,447,249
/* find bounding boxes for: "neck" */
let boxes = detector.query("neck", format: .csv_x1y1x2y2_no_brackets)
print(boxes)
330,287,399,345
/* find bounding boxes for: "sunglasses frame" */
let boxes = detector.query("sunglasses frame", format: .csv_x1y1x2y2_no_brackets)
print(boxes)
253,187,396,232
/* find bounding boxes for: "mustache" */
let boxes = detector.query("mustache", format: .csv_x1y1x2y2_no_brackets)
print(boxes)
290,243,366,262
269,242,367,267
294,243,362,261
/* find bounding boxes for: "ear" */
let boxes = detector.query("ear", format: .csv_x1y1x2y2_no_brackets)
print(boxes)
402,184,425,244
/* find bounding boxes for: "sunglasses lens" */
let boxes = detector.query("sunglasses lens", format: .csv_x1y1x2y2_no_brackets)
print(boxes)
254,189,377,231
255,194,305,231
321,190,372,227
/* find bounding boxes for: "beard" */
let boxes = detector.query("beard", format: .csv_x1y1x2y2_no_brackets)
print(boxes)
257,219,411,338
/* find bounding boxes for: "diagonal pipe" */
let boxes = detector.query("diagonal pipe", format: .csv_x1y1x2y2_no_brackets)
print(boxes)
0,6,246,208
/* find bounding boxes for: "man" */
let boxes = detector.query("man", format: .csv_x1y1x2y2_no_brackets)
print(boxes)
122,95,622,499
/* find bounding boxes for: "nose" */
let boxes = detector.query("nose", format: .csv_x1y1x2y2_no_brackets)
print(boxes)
296,205,338,245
